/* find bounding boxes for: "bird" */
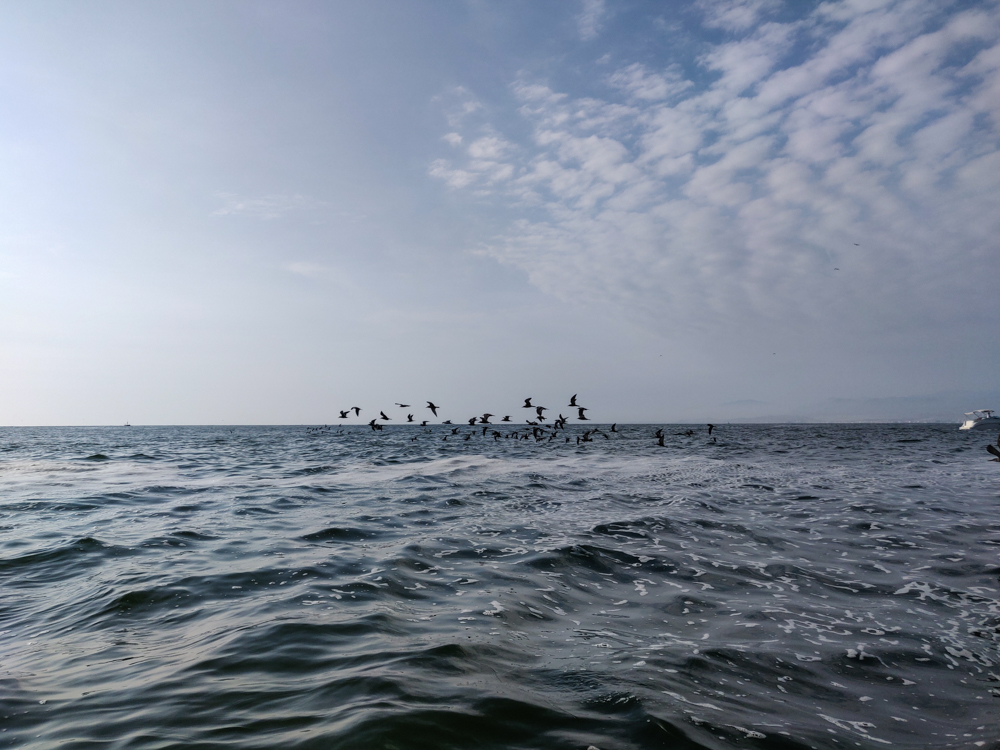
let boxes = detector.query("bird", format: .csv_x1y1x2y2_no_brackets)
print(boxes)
577,407,589,420
379,411,391,421
568,394,578,407
421,420,428,426
854,243,860,246
654,428,664,439
468,417,477,426
535,406,548,418
610,423,617,433
426,401,440,416
522,398,533,408
988,444,1000,461
501,415,511,422
406,414,414,422
367,419,378,431
339,410,349,419
442,420,452,425
480,413,493,424
351,407,362,416
395,403,410,408
707,424,715,435
657,434,665,447
451,427,460,435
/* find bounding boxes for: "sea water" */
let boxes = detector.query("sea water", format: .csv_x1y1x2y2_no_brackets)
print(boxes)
1,424,998,749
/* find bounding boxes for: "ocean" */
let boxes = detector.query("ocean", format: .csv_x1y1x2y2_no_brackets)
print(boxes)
1,424,997,749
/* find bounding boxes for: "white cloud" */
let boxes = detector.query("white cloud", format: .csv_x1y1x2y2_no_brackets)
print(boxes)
212,193,324,220
578,0,606,41
430,0,1000,338
696,0,783,32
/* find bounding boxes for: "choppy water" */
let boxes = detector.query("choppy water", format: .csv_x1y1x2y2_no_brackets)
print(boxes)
1,424,998,749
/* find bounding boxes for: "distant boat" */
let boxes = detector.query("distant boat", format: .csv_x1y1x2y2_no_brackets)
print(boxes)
959,409,999,430
124,422,131,427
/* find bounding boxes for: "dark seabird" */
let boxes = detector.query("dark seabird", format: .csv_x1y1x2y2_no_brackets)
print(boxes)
988,444,1000,461
406,414,414,422
421,420,428,426
480,413,493,424
451,427,460,434
501,415,511,422
577,407,589,421
395,403,410,408
464,433,472,441
657,434,665,447
535,406,548,418
351,407,362,416
443,420,452,425
610,423,617,432
707,424,715,435
339,410,349,419
522,398,533,408
655,428,664,439
426,401,440,416
568,394,578,407
367,419,378,431
468,417,477,426
380,411,391,421
481,425,489,436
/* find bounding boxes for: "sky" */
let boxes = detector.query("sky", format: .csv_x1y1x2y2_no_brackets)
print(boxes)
1,0,998,425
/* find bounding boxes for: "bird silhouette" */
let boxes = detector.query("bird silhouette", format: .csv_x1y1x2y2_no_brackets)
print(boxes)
657,434,665,447
442,420,452,424
988,444,1000,461
610,423,617,432
468,417,477,426
426,401,440,416
339,410,349,419
501,415,511,422
707,424,715,435
577,407,589,420
535,406,548,418
480,413,493,424
568,394,578,407
351,407,362,416
522,398,533,408
421,421,428,426
379,411,391,421
406,414,414,422
395,403,410,408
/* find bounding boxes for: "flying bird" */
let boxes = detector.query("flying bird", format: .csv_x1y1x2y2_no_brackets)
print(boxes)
577,407,589,420
351,407,362,416
988,444,1000,461
522,398,533,408
406,414,414,422
501,415,511,422
395,403,410,408
610,423,617,432
480,413,493,424
707,424,715,435
568,394,578,407
379,411,391,421
339,410,349,419
426,401,440,416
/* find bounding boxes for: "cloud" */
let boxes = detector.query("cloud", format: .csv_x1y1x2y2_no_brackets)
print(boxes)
578,0,606,41
696,0,783,32
212,193,325,220
431,1,1000,341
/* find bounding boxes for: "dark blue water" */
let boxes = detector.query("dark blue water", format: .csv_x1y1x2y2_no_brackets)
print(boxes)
1,424,998,749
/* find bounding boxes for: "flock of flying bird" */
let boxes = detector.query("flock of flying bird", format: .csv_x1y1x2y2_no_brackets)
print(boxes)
311,395,718,446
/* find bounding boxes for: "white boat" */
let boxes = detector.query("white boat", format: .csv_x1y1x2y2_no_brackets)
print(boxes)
959,409,1000,430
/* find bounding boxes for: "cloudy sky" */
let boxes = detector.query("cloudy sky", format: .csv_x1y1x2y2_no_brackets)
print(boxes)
2,0,998,425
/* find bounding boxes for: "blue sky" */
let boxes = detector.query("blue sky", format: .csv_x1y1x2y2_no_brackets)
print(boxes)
2,0,998,424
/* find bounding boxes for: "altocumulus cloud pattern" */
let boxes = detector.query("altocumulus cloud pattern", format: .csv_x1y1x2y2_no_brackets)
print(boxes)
431,0,1000,338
